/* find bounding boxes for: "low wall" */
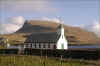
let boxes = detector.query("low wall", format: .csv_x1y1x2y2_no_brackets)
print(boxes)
0,49,18,54
0,48,99,60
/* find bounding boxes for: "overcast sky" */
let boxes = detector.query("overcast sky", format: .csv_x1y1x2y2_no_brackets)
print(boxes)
0,0,100,25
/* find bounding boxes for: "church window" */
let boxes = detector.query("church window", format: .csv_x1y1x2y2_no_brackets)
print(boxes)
39,44,41,48
61,44,64,49
62,36,63,39
30,44,32,48
48,44,50,48
35,43,36,48
54,45,56,49
43,44,45,48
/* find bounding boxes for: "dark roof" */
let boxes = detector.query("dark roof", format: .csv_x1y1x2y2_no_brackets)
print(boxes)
25,32,60,43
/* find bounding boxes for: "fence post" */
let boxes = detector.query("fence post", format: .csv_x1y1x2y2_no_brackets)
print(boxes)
13,55,16,66
69,58,72,66
60,55,63,66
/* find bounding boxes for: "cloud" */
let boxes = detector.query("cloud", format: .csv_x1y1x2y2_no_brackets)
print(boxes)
0,16,25,34
85,21,100,37
75,20,100,37
8,16,24,25
40,17,60,23
70,24,84,28
0,24,21,34
0,0,56,13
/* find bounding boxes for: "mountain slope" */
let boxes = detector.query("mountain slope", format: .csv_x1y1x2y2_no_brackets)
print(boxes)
1,20,100,45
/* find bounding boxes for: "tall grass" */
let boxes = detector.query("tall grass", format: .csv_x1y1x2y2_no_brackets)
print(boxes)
0,55,99,66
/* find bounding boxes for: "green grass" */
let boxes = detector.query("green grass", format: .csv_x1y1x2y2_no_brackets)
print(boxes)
0,55,99,66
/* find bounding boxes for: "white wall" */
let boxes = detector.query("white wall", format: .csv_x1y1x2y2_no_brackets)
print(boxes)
56,34,68,50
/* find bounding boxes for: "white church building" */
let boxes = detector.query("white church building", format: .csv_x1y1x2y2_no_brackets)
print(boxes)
24,23,68,50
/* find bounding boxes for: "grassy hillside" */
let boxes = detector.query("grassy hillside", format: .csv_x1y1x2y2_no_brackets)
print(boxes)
0,20,100,45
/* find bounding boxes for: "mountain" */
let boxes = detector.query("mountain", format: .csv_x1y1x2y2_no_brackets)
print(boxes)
0,20,100,45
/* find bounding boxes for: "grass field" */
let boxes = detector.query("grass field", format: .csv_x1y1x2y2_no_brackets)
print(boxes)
0,55,100,66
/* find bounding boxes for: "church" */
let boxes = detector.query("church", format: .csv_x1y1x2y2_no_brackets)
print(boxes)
24,23,68,50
